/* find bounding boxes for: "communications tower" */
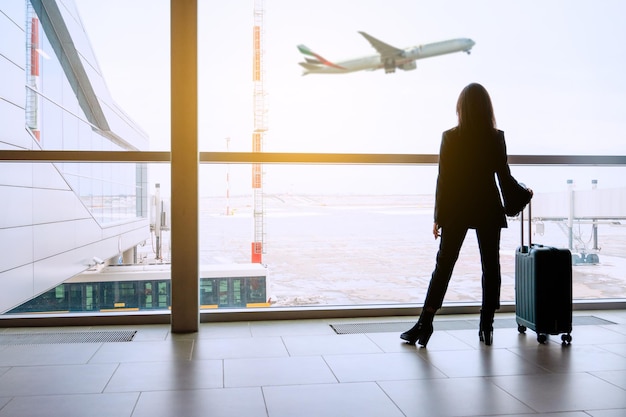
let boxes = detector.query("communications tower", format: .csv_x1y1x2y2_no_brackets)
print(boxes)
251,0,267,263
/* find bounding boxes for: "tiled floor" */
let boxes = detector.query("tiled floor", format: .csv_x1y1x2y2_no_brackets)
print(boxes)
1,310,626,417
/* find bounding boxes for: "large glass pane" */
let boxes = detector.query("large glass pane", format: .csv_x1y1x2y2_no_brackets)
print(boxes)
197,164,626,310
18,1,154,152
3,1,626,320
196,1,626,154
1,0,165,316
4,160,625,315
73,0,170,152
0,161,160,315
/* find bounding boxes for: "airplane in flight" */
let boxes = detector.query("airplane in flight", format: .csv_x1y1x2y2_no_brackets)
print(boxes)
298,31,475,75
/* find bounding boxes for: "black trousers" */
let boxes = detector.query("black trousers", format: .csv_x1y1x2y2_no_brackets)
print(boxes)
423,226,502,312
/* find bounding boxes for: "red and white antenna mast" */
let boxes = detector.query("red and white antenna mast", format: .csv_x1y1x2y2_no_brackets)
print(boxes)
26,3,41,142
251,0,267,263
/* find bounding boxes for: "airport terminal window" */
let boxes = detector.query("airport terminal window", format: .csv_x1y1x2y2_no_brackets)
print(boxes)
197,164,626,308
200,280,217,307
23,2,147,226
3,1,626,323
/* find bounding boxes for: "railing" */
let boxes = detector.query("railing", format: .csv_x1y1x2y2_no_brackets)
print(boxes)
1,150,625,165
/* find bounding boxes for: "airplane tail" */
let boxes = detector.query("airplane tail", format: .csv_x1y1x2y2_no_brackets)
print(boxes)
297,44,326,66
297,44,345,74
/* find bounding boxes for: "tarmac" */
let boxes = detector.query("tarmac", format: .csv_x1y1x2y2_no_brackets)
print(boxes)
164,194,626,307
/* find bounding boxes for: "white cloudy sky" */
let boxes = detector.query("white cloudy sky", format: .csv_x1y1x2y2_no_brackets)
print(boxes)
74,0,626,194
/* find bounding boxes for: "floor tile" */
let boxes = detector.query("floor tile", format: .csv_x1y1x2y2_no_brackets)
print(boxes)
602,324,626,335
89,339,194,363
197,324,253,339
509,344,626,373
564,325,626,345
130,325,170,341
379,377,534,417
595,312,626,325
417,348,548,377
180,321,252,340
493,413,591,417
0,364,117,396
490,373,626,413
590,369,626,390
192,336,288,360
1,311,625,417
263,382,405,417
0,393,138,417
250,319,336,337
449,327,557,349
224,356,336,387
324,352,447,382
0,398,9,410
587,410,626,417
597,342,626,358
131,388,266,417
105,360,223,392
0,343,101,366
367,330,473,352
282,333,382,356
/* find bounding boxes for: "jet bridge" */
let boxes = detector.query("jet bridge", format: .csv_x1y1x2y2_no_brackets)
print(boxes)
527,180,626,265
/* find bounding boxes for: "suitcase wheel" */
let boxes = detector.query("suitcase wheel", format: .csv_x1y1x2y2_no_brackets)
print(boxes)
537,334,548,344
561,334,572,344
517,324,526,334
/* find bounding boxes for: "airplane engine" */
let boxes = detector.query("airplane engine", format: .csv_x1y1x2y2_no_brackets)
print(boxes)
399,61,417,71
383,57,396,73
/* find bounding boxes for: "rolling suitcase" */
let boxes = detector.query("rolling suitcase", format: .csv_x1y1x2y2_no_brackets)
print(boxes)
515,201,573,344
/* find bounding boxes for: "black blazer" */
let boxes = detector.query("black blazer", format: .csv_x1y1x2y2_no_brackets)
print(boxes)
434,127,509,229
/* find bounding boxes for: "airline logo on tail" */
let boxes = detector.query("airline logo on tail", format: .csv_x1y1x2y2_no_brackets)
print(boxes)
297,45,346,71
298,31,475,75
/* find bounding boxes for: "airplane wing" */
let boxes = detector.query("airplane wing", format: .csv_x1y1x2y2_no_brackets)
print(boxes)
358,31,404,58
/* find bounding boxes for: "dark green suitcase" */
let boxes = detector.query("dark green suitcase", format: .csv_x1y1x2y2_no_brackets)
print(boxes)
515,202,573,344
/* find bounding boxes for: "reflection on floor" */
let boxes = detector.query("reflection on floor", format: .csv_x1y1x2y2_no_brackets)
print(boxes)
0,311,625,417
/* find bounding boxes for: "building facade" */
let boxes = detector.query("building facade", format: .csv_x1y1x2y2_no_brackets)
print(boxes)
0,0,150,313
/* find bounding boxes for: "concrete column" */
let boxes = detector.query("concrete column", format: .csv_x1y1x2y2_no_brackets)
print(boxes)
171,0,198,333
122,247,135,264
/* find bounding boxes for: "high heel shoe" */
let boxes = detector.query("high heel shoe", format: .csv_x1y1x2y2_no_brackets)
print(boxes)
400,321,434,347
479,329,493,345
479,309,494,346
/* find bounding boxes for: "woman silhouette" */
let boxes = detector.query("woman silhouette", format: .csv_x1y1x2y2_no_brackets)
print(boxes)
401,83,532,347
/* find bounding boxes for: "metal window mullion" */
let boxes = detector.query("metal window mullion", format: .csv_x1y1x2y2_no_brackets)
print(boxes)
170,0,198,333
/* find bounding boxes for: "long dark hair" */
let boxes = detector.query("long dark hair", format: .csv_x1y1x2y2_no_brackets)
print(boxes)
456,83,497,135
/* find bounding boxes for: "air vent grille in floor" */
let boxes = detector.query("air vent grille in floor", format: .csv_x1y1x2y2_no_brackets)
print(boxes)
0,330,137,345
330,316,615,335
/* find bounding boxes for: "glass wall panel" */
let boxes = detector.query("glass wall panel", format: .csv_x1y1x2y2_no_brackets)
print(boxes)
197,164,626,310
0,161,157,315
73,0,170,152
4,1,626,320
4,160,625,316
45,162,143,225
196,1,626,154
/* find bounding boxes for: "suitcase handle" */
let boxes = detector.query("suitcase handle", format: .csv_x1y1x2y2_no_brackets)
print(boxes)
520,197,531,252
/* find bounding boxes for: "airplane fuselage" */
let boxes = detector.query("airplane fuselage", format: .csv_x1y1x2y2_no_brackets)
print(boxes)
299,37,475,75
404,38,474,60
